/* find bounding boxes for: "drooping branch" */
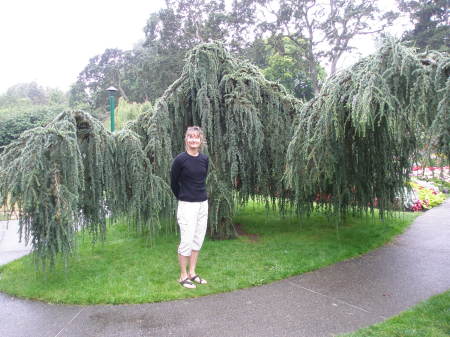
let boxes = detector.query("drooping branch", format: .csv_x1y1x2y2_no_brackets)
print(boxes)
285,36,450,218
0,110,172,269
129,42,302,238
0,38,447,270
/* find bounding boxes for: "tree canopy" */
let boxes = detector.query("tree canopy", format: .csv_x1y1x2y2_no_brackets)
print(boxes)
1,38,448,270
285,36,450,217
1,42,300,268
127,41,301,238
0,109,172,269
70,0,399,110
398,0,450,52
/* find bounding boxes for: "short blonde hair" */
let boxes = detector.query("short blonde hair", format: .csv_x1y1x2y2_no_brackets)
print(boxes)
184,126,206,151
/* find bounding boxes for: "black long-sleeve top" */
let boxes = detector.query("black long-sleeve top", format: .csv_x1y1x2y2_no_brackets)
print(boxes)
170,152,209,202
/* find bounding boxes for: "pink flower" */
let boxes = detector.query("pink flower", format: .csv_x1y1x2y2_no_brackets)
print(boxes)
410,200,423,212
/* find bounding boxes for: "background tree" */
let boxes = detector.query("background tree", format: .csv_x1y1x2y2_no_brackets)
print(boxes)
322,0,398,74
69,48,128,115
118,47,162,103
69,81,91,111
69,47,160,110
69,0,232,112
232,0,398,93
255,36,318,100
0,106,63,153
68,0,449,112
71,0,340,109
395,1,450,167
4,82,48,105
140,0,230,98
0,83,69,153
144,0,229,49
397,0,450,51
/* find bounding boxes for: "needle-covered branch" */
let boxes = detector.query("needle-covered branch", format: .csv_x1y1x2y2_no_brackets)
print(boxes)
285,37,450,218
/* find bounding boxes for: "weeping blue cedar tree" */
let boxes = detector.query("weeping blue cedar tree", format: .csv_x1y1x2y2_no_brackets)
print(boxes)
0,39,448,270
285,36,450,219
0,110,172,270
0,42,300,268
128,42,301,239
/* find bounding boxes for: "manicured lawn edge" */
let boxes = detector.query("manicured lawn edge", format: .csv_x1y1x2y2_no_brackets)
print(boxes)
0,205,419,305
339,290,450,337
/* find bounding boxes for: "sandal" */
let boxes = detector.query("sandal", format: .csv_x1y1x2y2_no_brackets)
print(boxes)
190,274,208,284
179,278,196,289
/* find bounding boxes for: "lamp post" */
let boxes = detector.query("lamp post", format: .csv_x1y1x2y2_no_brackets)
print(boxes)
106,86,118,132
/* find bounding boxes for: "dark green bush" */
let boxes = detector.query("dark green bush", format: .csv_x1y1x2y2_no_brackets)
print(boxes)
0,105,64,153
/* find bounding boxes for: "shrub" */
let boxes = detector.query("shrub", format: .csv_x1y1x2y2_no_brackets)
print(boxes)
0,105,64,153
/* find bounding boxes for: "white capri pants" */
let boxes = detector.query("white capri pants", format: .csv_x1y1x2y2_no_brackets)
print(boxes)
177,200,208,256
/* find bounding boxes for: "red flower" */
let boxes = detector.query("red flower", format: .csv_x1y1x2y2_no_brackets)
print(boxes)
410,200,423,212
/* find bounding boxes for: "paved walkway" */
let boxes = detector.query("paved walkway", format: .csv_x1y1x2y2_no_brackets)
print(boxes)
0,219,31,266
1,200,449,337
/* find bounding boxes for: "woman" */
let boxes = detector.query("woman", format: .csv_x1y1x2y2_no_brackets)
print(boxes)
170,126,209,289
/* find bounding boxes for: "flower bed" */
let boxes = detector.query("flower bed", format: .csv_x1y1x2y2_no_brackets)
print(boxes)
406,166,449,212
411,166,450,183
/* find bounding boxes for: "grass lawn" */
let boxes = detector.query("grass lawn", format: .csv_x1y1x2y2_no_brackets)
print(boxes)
0,203,418,304
340,290,450,337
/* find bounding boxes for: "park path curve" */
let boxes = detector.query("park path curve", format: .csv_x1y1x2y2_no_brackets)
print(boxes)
1,199,449,337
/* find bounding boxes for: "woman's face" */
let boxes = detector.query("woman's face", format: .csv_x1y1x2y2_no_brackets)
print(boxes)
185,131,201,150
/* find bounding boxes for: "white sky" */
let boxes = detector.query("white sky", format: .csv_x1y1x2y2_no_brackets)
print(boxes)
338,1,412,71
0,0,165,93
0,0,410,94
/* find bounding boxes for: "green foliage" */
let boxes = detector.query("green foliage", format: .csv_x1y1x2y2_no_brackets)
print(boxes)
1,39,448,269
0,113,86,268
398,0,450,52
69,48,127,111
143,1,230,51
69,1,233,110
285,36,450,218
431,71,450,164
410,182,447,208
429,178,450,191
416,50,450,165
0,111,172,269
0,82,69,153
0,82,67,108
0,105,64,153
128,42,301,238
103,99,153,131
122,46,185,103
2,82,47,105
259,37,316,100
233,0,398,93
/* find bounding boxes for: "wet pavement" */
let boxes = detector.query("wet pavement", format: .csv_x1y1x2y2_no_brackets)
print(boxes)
0,220,31,266
0,200,449,337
